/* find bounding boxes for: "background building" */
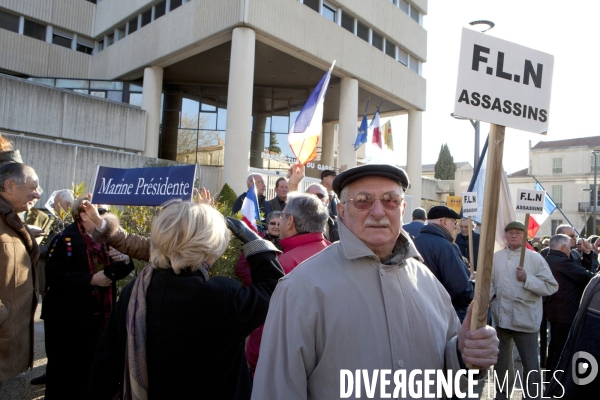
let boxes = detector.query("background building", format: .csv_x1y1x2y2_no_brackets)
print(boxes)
0,0,428,204
507,136,600,237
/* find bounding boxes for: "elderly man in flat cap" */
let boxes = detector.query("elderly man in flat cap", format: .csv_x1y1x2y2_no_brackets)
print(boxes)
414,205,475,322
252,164,499,400
491,221,558,399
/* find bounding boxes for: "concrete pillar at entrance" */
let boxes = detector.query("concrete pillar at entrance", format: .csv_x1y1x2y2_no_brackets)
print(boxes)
406,109,423,207
321,122,335,168
338,77,358,170
161,93,182,161
141,66,164,158
223,27,256,195
250,114,267,168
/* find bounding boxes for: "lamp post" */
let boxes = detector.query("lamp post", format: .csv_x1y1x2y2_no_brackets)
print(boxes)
451,114,481,167
593,151,599,235
450,20,493,169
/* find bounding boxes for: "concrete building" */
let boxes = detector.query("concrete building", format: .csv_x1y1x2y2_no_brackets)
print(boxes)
507,136,600,237
0,0,428,204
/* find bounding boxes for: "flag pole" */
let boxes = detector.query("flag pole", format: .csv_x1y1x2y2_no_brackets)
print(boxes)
364,98,370,114
531,176,578,234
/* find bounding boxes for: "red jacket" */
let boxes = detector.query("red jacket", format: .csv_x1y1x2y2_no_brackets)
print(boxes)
246,232,330,373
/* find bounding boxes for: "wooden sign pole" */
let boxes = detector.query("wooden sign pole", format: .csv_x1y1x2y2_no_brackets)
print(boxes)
519,214,531,266
467,124,505,369
468,216,474,275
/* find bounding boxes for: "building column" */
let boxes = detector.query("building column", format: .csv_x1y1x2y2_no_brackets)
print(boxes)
406,109,423,206
141,66,164,158
160,93,182,161
223,27,256,195
321,122,335,168
250,114,267,168
338,77,358,170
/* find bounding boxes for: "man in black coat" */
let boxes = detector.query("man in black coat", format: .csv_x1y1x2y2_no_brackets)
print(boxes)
541,224,596,271
544,234,597,374
413,205,474,322
231,173,271,227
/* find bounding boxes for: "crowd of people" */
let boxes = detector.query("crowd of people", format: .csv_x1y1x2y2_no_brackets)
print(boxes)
1,131,599,398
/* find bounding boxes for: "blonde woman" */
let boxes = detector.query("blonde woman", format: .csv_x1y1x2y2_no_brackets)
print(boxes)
86,199,283,399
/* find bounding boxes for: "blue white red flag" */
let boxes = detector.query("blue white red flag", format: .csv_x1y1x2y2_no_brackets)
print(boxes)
288,61,335,165
240,183,261,233
528,182,558,237
354,113,369,150
370,109,382,149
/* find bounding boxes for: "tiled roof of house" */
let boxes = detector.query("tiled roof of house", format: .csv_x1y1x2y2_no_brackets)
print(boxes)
508,168,529,177
532,136,600,150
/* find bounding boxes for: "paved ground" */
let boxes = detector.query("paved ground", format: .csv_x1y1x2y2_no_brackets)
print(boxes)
0,303,527,400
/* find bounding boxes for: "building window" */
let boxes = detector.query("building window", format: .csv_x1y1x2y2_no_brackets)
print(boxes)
128,18,138,34
409,55,419,72
552,185,563,209
399,0,409,14
356,21,369,42
0,10,20,33
322,2,337,23
170,0,183,11
52,33,72,49
106,33,114,47
117,25,126,40
372,31,383,51
303,0,319,13
385,40,396,59
97,38,104,52
23,19,46,41
398,47,408,66
341,11,354,33
552,157,563,174
592,154,598,173
155,1,167,19
551,219,563,234
409,5,420,23
141,9,152,27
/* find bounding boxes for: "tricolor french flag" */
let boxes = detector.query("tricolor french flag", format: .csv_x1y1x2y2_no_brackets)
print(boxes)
240,183,261,233
288,62,335,165
528,182,558,237
370,109,382,149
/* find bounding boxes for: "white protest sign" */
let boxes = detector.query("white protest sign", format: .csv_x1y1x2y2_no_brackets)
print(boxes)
515,189,546,214
454,27,554,134
462,192,478,217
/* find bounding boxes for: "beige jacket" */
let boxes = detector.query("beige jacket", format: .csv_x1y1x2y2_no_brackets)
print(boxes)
490,247,558,333
252,221,464,400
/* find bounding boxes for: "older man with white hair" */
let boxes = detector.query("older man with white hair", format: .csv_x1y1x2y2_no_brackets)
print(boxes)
252,164,499,400
305,183,338,242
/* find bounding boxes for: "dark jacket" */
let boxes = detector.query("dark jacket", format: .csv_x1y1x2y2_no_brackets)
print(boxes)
544,249,596,324
232,192,271,216
402,220,425,239
88,250,284,400
266,196,286,212
455,230,480,270
545,275,600,399
413,224,474,321
541,247,597,272
41,222,133,399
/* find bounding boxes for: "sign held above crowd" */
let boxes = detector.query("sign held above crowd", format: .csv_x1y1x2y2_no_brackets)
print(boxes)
90,165,196,206
515,188,546,215
454,27,554,134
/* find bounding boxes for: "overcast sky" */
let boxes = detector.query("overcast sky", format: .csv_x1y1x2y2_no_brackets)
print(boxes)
372,0,600,173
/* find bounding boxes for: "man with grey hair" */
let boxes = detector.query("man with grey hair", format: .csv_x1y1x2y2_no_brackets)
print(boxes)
305,183,339,242
542,224,597,272
245,192,330,376
253,164,499,399
0,163,42,388
232,173,271,220
544,233,597,375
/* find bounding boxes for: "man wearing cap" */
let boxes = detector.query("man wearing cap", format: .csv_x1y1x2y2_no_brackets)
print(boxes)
413,205,474,322
252,164,499,399
491,221,557,399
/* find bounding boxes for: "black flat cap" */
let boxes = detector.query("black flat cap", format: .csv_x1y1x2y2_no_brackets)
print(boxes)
320,169,337,180
427,205,461,220
332,164,409,196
